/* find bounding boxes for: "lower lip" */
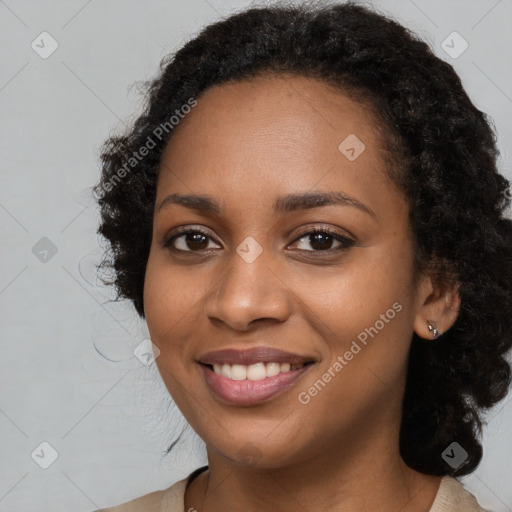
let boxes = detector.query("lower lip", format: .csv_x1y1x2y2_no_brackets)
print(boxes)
200,364,313,406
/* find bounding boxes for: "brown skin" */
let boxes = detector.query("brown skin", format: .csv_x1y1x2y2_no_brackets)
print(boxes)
143,74,460,512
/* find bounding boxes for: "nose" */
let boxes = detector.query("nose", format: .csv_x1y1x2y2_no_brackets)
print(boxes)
204,244,293,332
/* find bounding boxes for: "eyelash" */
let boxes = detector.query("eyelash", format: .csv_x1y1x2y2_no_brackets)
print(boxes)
162,225,355,255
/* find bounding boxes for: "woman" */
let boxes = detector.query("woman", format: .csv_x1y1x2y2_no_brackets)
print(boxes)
92,2,512,511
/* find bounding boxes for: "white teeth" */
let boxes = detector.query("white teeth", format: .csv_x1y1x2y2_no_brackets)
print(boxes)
221,364,231,378
247,362,266,380
210,361,306,380
266,362,281,377
230,364,247,380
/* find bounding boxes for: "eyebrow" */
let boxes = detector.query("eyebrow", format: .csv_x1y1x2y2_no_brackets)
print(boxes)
156,191,376,218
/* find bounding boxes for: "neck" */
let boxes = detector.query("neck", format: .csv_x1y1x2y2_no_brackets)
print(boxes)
185,421,442,512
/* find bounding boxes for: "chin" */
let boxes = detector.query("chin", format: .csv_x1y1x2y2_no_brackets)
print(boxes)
207,436,307,470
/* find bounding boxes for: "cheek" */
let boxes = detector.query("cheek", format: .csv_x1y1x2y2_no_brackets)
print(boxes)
144,248,205,334
291,254,416,425
292,247,417,402
143,251,206,377
297,245,414,334
143,256,205,416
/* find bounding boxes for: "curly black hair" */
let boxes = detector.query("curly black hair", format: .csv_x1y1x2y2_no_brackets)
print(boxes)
92,0,512,477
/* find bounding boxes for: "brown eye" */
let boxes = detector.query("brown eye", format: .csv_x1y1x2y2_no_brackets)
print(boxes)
163,229,221,252
162,226,354,255
290,229,355,252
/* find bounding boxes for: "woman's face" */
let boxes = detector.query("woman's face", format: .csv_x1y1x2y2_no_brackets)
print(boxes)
144,74,429,468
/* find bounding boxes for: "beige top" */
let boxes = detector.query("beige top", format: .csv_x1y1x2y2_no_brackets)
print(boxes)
94,469,490,512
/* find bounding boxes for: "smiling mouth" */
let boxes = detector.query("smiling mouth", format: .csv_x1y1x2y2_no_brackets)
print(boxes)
199,360,315,406
201,361,315,381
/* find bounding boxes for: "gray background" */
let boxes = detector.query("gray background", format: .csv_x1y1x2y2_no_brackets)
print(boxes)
1,0,511,510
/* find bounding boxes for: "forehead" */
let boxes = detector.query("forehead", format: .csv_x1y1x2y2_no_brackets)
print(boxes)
156,73,399,217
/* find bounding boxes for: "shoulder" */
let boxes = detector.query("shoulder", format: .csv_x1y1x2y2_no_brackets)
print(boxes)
429,476,491,512
91,470,492,512
91,465,208,512
91,476,188,512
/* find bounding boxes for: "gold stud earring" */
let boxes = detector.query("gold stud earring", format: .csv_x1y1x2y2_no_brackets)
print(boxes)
427,320,442,339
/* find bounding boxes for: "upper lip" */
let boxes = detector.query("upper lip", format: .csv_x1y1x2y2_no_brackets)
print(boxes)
198,346,315,366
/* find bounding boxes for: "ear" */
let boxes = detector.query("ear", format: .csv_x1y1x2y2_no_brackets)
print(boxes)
413,272,461,340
